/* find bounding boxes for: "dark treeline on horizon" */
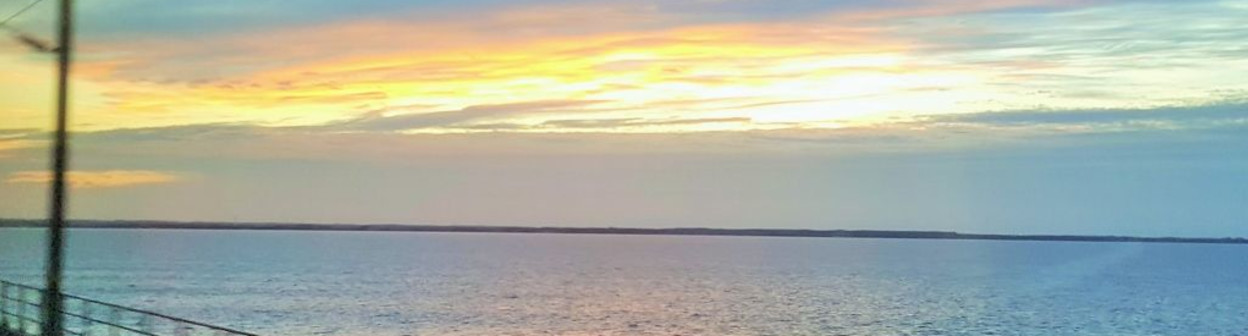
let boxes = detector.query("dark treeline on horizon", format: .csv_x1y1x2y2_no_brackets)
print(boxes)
1,219,1245,245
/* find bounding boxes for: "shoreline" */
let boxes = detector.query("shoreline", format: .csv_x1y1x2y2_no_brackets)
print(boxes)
2,219,1245,245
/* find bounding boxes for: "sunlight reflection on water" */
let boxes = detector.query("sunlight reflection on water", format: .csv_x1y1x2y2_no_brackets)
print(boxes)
0,229,1245,335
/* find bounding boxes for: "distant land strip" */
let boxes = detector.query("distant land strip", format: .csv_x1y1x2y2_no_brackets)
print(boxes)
1,219,1246,245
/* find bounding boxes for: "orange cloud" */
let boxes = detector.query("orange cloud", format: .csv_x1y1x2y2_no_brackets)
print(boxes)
0,139,41,158
75,17,912,131
5,170,180,189
35,0,1100,132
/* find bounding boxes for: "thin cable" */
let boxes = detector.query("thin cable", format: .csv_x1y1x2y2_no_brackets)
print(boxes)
0,0,46,27
2,0,56,53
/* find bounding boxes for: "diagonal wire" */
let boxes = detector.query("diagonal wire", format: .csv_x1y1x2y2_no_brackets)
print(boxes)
1,0,46,27
1,0,55,53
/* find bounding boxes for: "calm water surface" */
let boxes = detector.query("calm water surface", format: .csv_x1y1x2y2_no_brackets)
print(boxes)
0,228,1245,335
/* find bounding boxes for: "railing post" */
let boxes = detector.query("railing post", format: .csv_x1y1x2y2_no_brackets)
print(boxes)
107,307,119,336
81,300,93,336
136,314,150,333
1,282,8,330
16,288,27,334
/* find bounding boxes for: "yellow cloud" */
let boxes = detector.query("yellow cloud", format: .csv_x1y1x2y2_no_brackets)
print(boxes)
73,18,926,132
9,0,1224,134
5,170,180,189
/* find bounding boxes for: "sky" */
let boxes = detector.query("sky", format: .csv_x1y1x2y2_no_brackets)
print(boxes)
1,0,1246,237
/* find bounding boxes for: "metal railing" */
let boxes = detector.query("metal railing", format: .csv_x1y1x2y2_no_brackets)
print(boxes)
0,280,258,336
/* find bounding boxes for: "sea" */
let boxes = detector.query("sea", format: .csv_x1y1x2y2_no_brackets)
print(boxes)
0,228,1245,336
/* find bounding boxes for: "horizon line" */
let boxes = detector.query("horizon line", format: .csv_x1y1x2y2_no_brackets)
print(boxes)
1,218,1245,245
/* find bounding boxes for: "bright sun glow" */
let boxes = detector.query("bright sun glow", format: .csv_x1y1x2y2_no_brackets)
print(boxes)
1,1,1245,134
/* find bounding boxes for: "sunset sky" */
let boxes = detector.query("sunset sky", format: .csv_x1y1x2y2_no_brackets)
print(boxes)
2,0,1246,236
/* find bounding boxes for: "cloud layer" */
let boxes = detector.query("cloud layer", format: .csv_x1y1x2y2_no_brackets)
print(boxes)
1,0,1246,236
5,170,180,189
4,0,1245,134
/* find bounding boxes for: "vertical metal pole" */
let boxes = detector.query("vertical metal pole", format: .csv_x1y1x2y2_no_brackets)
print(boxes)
41,0,73,335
